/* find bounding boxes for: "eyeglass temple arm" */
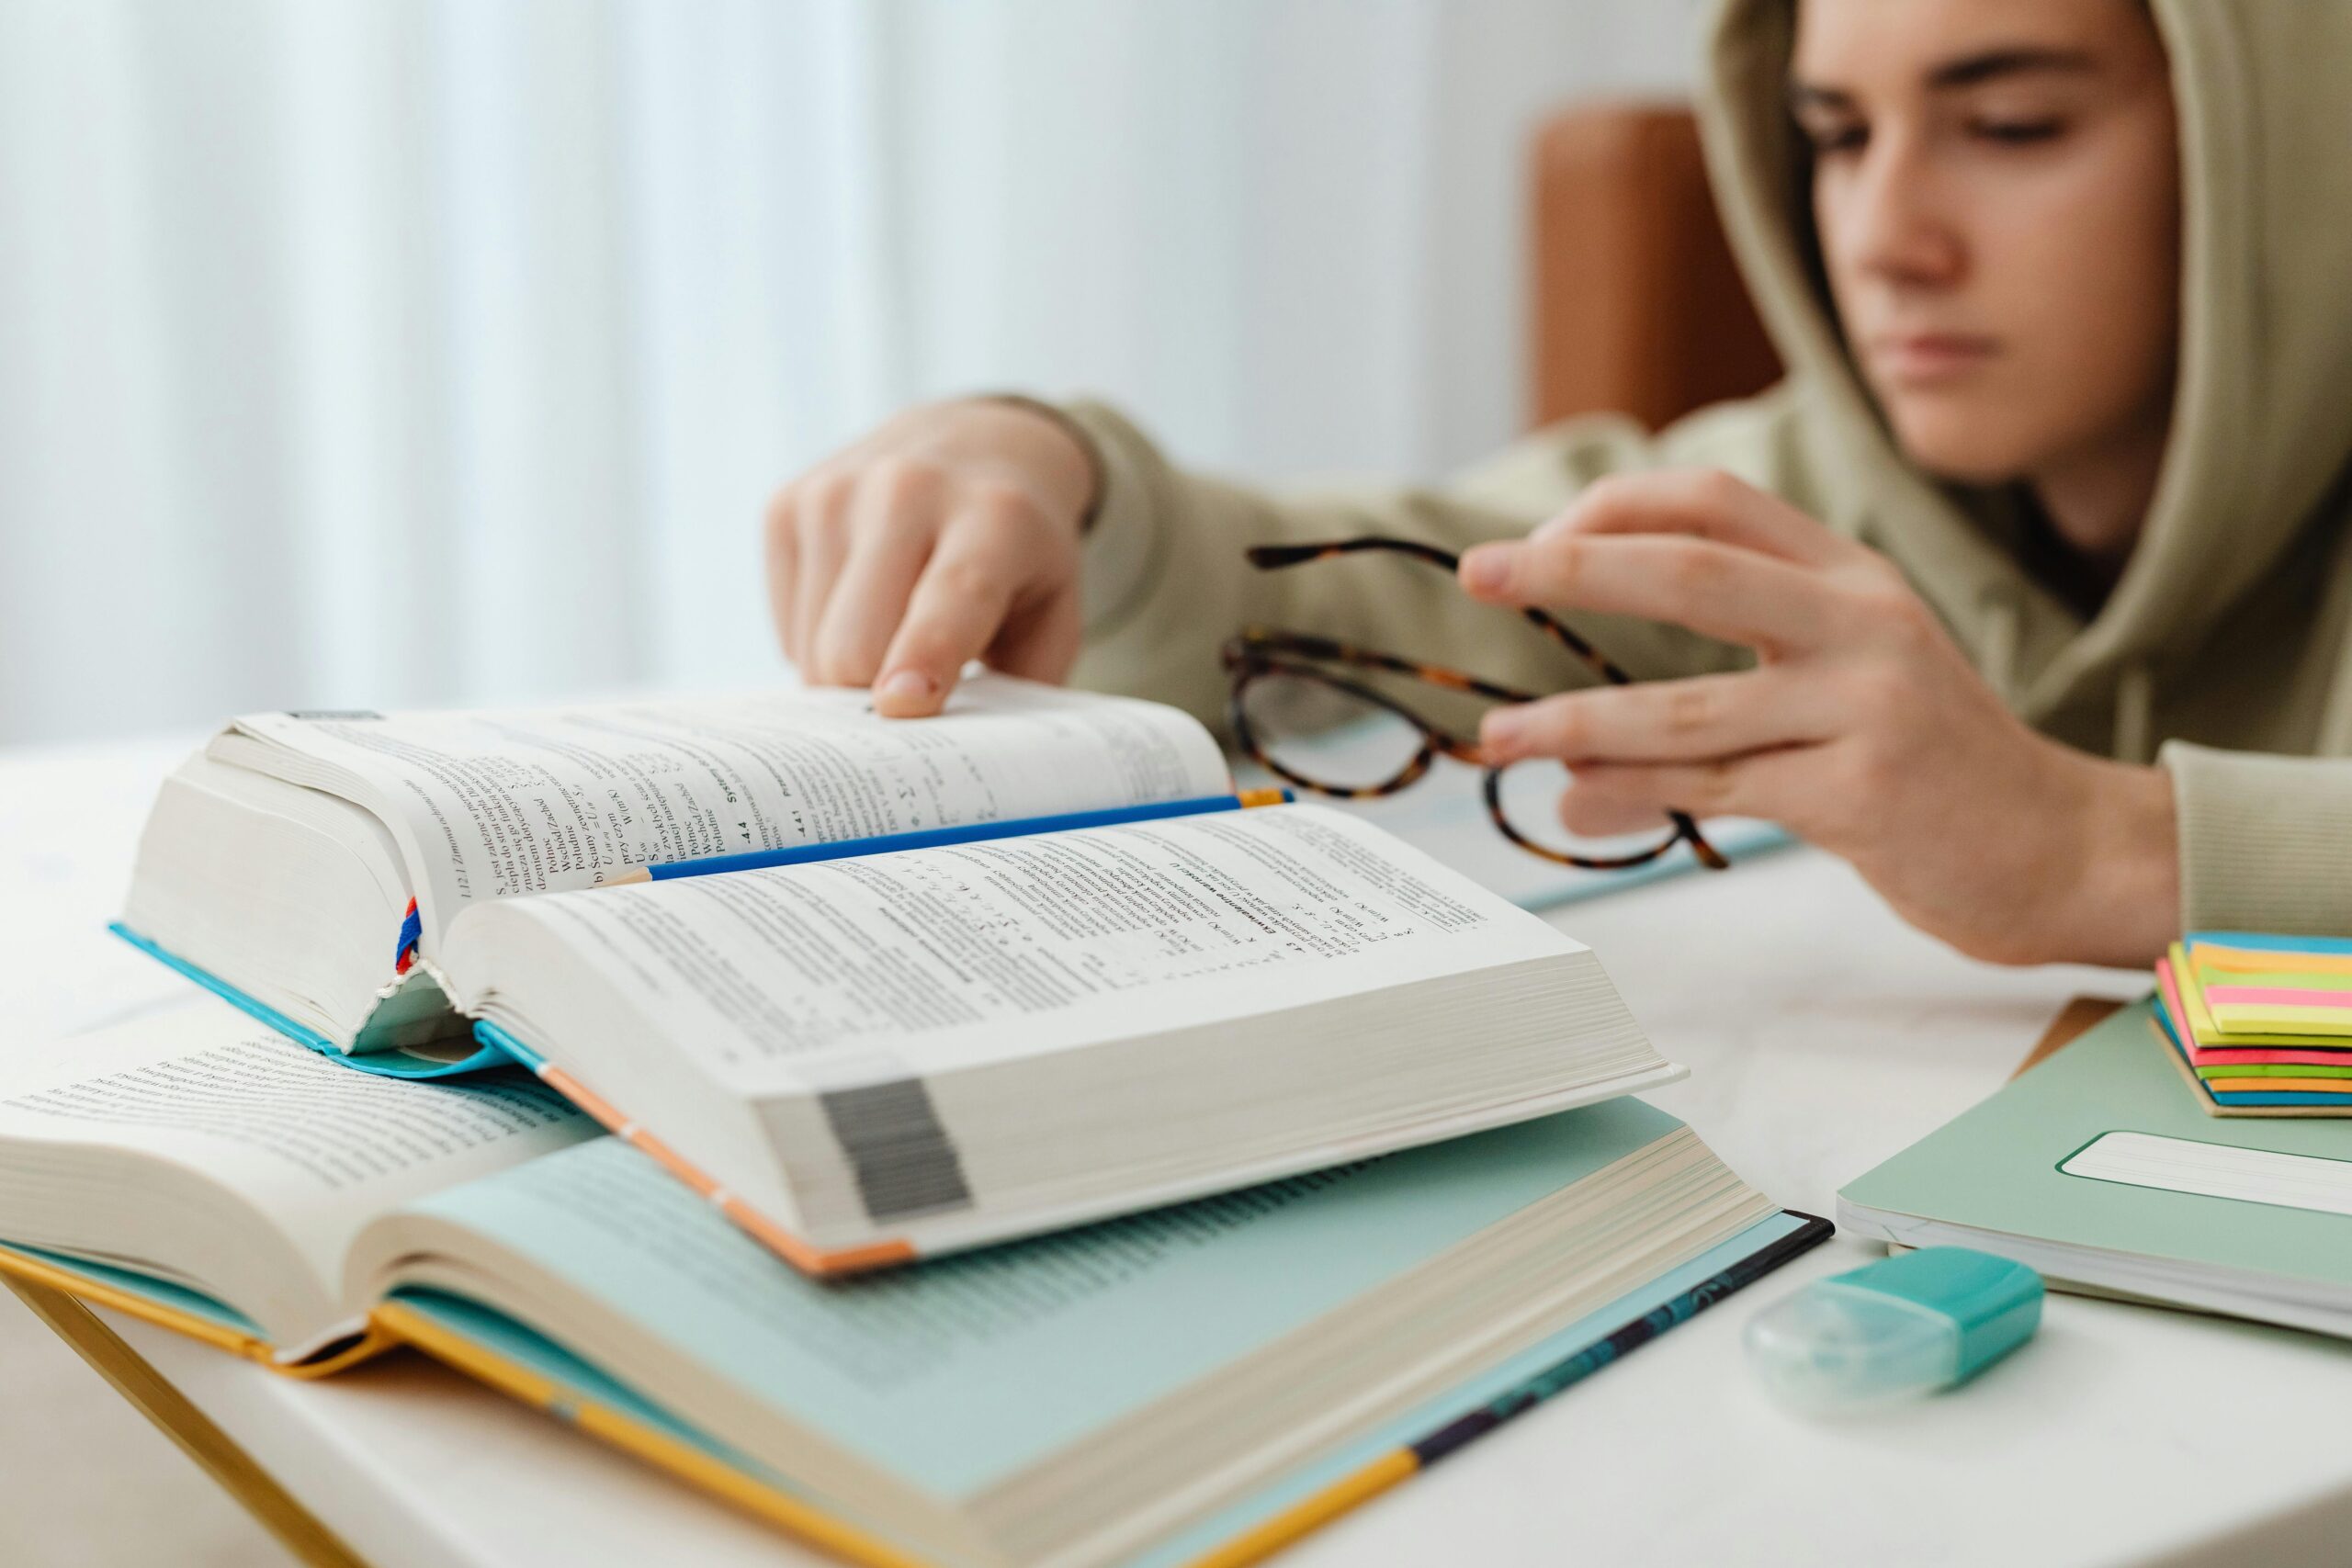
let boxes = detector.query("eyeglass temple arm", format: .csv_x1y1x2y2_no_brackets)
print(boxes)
1246,539,1462,572
1226,631,1544,706
1246,536,1637,690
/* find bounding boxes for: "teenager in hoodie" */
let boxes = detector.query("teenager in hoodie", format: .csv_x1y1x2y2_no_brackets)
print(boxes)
763,0,2352,970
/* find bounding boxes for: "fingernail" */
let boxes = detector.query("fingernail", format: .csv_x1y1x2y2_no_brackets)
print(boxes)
875,669,936,709
1461,545,1514,594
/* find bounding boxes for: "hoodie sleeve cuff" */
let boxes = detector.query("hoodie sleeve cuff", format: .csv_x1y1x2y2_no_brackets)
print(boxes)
1049,398,1177,643
2160,739,2352,935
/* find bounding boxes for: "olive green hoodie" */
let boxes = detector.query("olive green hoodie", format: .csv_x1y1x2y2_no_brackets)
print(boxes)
1058,0,2352,941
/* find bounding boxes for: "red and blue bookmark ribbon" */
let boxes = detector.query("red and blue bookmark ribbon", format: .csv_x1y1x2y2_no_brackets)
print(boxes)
393,898,423,976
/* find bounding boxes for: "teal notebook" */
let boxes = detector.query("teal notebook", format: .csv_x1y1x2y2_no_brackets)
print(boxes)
1839,1000,2352,1337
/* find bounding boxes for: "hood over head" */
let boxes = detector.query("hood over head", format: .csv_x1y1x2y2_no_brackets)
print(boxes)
1694,0,2352,749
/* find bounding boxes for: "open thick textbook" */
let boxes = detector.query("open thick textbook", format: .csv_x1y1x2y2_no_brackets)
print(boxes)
117,678,1686,1272
0,998,1822,1568
125,676,1238,1051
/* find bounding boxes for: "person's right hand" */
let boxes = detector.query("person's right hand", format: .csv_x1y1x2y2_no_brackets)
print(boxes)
764,397,1100,716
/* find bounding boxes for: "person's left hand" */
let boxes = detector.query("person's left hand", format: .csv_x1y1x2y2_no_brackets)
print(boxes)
1458,469,2177,967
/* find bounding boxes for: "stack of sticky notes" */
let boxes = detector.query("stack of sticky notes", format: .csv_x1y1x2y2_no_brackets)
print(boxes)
2154,932,2352,1116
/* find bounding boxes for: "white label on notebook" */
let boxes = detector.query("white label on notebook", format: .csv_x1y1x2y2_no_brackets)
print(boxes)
2061,1131,2352,1217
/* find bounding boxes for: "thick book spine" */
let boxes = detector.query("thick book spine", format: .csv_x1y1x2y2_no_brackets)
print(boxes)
107,924,509,1080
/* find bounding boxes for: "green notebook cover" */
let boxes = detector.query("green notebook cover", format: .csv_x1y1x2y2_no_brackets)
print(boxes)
1838,999,2352,1294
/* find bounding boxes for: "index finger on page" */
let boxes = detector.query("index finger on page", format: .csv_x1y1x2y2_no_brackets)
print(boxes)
872,544,1021,717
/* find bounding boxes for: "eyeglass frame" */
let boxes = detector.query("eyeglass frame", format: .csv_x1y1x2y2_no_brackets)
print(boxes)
1222,535,1728,873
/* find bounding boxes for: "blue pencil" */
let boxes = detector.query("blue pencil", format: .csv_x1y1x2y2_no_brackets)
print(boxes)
602,787,1294,886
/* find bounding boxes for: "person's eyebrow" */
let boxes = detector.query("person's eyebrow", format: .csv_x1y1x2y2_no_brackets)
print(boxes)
1786,48,2098,111
1925,47,2099,90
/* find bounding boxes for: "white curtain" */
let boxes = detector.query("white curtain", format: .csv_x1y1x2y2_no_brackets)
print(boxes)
0,0,1697,745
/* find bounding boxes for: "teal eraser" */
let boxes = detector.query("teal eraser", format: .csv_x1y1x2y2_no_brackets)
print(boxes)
1744,1247,2042,1414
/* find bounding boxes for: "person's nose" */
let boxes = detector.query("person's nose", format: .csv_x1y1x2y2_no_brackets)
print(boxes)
1834,128,1964,292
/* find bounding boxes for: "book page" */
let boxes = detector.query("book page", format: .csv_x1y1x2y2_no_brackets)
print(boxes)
477,804,1578,1094
221,675,1229,950
385,1100,1678,1500
0,997,594,1292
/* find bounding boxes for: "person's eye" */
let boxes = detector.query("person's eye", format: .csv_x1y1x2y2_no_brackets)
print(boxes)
1969,117,2066,146
1801,120,1869,157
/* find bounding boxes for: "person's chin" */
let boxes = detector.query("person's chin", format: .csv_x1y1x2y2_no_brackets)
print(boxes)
1880,396,2035,487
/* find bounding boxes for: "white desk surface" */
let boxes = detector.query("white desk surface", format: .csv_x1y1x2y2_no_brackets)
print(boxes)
10,737,2352,1568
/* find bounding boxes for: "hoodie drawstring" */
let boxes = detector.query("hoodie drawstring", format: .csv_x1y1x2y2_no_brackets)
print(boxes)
2114,663,2155,763
1980,592,2020,707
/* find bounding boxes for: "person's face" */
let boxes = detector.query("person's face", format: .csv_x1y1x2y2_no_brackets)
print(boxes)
1789,0,2180,490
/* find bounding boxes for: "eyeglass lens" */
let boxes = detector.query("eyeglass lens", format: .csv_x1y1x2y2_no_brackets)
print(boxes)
1240,663,1687,863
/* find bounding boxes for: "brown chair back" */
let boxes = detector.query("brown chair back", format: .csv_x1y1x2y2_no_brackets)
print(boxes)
1529,101,1782,433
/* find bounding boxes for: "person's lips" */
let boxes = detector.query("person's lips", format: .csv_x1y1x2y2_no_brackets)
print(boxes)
1867,332,2000,387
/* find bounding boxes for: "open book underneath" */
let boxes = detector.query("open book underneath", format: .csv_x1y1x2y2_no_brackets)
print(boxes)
118,678,1687,1271
0,998,1815,1568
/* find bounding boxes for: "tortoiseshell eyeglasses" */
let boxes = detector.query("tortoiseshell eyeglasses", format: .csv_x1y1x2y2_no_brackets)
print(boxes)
1223,536,1727,873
